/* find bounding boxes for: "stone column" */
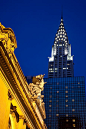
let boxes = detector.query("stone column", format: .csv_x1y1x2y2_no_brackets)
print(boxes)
9,112,16,129
18,115,26,129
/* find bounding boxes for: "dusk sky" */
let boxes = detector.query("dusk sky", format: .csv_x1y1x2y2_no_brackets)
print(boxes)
0,0,86,80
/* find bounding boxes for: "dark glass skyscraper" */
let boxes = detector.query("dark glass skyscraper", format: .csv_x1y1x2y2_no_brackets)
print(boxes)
43,77,86,129
48,16,74,78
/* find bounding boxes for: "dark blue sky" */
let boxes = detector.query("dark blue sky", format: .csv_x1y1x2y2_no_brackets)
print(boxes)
0,0,86,79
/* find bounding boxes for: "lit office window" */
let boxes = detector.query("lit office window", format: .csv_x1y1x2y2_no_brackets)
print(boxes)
49,100,52,102
49,68,53,70
56,114,59,117
65,86,68,89
72,109,75,112
66,114,68,117
66,95,68,97
72,99,75,102
65,91,68,93
49,105,52,107
73,124,75,127
66,105,68,107
72,119,75,122
66,100,68,102
57,91,59,93
66,119,68,122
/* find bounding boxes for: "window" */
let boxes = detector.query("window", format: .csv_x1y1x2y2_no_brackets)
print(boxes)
66,95,68,97
66,114,68,117
65,91,68,93
72,99,75,102
49,115,51,117
72,119,75,122
72,109,75,112
49,95,52,98
49,105,52,107
66,119,68,122
49,109,51,112
73,124,75,127
57,91,59,93
66,105,68,107
72,115,75,117
66,100,68,102
67,64,70,65
56,114,59,116
56,105,58,107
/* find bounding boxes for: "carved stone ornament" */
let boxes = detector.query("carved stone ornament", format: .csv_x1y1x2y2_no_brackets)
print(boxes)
28,74,46,99
0,23,17,57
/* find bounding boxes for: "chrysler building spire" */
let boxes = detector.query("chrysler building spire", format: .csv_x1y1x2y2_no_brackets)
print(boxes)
61,6,63,19
48,15,74,78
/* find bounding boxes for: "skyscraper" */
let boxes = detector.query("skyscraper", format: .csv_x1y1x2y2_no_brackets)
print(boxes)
48,15,74,78
43,77,86,129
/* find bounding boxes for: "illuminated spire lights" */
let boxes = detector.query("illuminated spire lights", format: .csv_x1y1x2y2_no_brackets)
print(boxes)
48,15,74,78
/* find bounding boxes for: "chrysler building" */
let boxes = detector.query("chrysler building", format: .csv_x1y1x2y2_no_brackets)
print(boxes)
48,15,74,78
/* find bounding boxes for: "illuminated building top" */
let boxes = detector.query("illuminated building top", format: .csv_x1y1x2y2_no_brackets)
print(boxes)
48,15,74,78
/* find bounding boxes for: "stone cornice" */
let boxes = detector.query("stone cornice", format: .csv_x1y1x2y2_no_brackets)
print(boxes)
0,42,45,129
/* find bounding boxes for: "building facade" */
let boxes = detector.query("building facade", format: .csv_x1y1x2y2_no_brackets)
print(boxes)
43,77,86,129
48,16,74,78
0,23,47,129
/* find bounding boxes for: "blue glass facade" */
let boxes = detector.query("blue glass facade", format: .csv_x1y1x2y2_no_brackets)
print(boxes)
42,77,86,129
